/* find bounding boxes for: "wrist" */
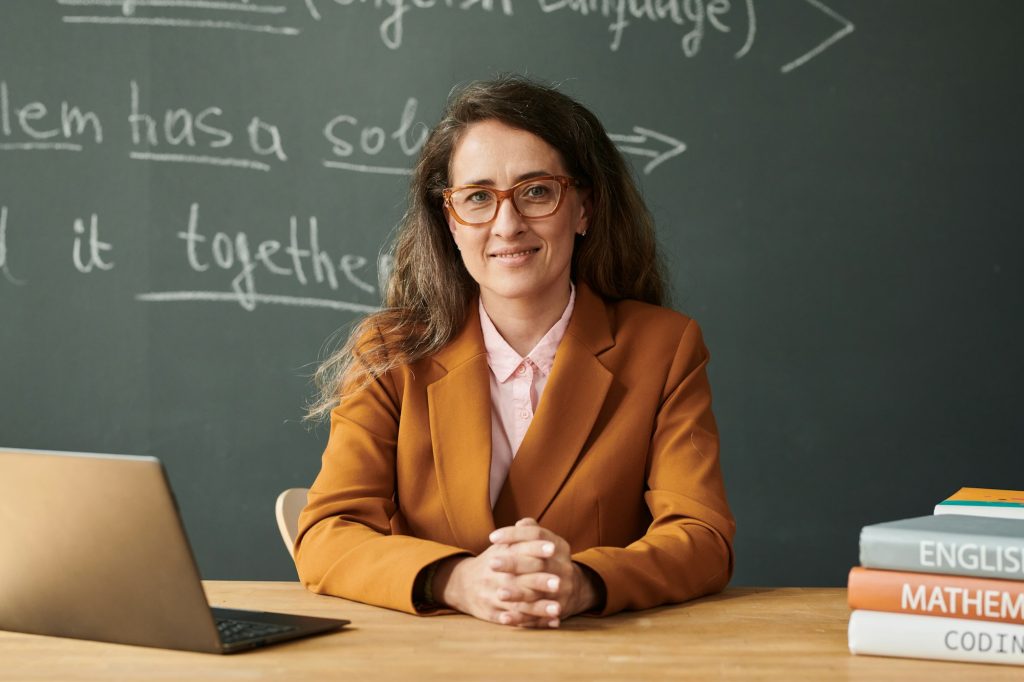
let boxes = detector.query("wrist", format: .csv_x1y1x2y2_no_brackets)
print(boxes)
570,562,601,616
434,556,467,610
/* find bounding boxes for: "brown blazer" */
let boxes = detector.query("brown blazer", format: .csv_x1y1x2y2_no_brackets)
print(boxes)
295,284,735,615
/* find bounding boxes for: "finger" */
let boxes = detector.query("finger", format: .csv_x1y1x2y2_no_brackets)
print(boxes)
489,553,547,574
507,539,559,560
519,572,561,595
496,573,562,602
495,569,561,598
489,525,548,545
515,517,538,527
493,608,548,628
509,598,563,620
496,581,547,604
517,617,560,629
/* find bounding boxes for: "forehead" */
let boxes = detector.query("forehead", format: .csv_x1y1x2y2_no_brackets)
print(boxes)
449,119,567,185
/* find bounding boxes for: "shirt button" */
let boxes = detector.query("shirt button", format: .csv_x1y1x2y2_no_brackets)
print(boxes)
518,409,529,420
516,365,527,376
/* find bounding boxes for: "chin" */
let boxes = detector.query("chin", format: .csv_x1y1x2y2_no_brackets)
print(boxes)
481,274,567,304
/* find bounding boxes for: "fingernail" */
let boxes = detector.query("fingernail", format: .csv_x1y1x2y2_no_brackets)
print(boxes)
542,542,555,556
489,531,504,543
499,613,512,624
547,577,559,591
548,619,560,628
497,589,511,600
546,604,560,616
489,558,503,570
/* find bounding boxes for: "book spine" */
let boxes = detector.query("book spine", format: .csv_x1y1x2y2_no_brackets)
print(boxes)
848,567,1024,624
848,610,1024,666
859,526,1024,580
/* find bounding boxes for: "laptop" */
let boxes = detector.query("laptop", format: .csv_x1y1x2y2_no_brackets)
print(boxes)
0,447,349,654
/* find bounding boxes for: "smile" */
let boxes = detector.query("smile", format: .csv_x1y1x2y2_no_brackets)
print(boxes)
490,248,540,259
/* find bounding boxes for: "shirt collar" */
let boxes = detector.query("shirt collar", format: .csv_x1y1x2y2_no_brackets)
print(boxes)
479,284,576,383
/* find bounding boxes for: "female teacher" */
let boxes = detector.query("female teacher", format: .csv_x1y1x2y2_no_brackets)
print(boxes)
296,75,735,628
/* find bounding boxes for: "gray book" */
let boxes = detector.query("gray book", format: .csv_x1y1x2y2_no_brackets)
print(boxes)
859,514,1024,580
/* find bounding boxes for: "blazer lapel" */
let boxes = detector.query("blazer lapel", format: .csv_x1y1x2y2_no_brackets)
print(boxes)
492,284,615,528
427,301,496,553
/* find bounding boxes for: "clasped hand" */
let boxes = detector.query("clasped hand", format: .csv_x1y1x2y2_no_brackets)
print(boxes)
436,518,598,628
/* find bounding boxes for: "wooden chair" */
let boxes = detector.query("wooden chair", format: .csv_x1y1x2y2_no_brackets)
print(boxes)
275,487,309,559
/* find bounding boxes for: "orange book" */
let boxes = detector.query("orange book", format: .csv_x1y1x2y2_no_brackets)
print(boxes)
848,566,1024,624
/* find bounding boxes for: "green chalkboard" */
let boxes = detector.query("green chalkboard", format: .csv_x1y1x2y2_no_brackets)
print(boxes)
1,0,1021,587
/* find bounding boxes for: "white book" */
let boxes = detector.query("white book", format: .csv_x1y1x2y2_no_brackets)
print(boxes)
849,610,1024,666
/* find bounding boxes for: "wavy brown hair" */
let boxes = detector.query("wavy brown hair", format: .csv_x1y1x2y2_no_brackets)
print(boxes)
307,75,667,421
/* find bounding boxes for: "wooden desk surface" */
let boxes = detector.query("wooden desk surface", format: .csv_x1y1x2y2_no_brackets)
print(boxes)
1,582,1020,680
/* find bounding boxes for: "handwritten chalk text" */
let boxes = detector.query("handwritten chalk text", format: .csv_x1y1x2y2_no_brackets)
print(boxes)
72,214,115,273
0,81,102,152
323,97,427,175
129,80,287,171
0,206,27,285
175,202,383,311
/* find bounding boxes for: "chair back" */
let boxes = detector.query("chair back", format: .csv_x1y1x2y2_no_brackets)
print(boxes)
275,487,310,559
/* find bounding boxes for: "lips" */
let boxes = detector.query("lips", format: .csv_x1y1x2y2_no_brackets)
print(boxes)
489,247,540,259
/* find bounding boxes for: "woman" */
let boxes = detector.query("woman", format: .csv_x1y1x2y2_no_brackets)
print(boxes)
297,75,734,628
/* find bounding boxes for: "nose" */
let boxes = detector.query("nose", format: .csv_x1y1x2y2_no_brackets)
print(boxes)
490,195,527,239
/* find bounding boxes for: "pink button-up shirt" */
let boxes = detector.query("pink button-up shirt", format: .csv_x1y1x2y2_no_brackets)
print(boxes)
479,286,576,508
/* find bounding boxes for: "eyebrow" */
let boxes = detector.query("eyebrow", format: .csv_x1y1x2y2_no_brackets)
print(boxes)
459,170,555,187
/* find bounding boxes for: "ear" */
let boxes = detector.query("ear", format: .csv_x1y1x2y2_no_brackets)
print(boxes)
575,188,592,236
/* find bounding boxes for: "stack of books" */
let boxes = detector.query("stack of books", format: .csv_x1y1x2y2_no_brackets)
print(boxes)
847,487,1024,666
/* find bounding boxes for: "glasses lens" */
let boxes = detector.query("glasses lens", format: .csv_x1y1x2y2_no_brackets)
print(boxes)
448,178,565,224
513,178,563,218
450,188,498,224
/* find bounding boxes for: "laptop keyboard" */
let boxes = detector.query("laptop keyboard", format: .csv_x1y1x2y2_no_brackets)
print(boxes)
216,617,297,644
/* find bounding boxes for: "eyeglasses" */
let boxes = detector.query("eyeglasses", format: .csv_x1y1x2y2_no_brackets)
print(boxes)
442,175,578,226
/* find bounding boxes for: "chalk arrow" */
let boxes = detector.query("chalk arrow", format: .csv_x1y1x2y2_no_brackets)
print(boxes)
781,0,855,74
608,127,686,175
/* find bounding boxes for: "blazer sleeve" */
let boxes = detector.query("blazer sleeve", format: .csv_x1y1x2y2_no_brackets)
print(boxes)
572,318,736,615
293,364,470,614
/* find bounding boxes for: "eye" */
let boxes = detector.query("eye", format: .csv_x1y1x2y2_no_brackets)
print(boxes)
522,184,550,199
467,190,493,203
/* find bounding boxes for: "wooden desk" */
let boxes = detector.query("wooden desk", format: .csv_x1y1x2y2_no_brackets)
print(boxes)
0,582,1019,680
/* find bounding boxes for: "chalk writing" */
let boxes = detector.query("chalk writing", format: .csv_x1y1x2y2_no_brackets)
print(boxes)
300,0,849,68
72,214,115,273
608,126,685,175
322,97,427,176
734,0,754,58
135,290,379,312
57,0,853,70
0,77,692,177
170,202,383,311
540,0,732,54
60,1,287,15
128,81,285,171
59,0,301,35
0,82,102,153
0,206,26,286
305,0,513,51
781,0,853,74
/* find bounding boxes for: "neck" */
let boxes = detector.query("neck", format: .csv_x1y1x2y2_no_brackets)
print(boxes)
481,282,572,357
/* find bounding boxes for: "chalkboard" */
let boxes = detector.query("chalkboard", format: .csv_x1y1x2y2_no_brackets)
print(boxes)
1,0,1021,588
